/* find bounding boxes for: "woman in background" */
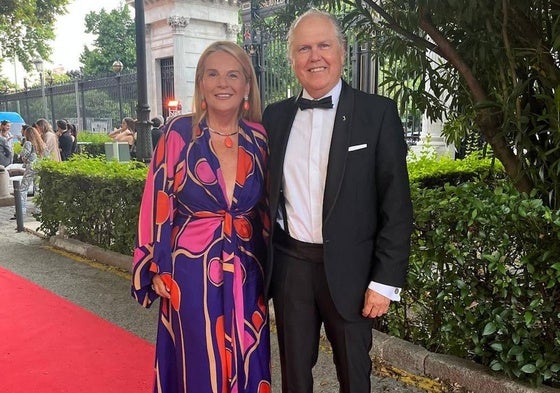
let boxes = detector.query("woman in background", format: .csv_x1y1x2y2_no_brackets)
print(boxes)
36,118,61,162
16,125,46,218
109,117,136,157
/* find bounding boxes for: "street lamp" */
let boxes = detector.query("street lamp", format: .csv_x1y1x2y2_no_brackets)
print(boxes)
23,77,30,121
32,58,48,120
111,60,124,121
45,71,55,128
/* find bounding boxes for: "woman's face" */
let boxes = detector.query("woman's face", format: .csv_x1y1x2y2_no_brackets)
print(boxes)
200,51,250,118
121,120,128,130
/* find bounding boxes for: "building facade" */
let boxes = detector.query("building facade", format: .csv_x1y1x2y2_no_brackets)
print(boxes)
127,0,240,119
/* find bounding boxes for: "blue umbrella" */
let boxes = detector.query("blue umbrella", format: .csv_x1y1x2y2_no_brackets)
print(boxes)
0,112,25,123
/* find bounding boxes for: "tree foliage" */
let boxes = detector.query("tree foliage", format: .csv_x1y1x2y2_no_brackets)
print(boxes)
0,0,69,72
79,5,136,77
331,0,560,208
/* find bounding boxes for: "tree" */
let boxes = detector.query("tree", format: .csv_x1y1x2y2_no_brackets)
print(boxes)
79,5,136,77
0,0,70,72
333,0,560,207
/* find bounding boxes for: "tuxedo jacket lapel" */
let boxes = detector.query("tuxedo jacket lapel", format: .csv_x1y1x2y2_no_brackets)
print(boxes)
323,81,354,221
268,98,299,224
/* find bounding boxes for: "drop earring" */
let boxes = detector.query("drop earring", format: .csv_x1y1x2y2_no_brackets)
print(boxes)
242,96,250,111
201,99,207,111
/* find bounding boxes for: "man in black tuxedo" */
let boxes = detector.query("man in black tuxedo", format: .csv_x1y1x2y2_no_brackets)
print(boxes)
262,9,413,393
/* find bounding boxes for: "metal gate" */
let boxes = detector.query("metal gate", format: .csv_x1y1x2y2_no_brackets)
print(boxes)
240,1,421,145
160,57,174,119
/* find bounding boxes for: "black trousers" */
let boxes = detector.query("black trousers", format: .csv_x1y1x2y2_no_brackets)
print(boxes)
272,229,374,393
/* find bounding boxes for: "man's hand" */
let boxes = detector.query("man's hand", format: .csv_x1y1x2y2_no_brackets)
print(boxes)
362,288,390,318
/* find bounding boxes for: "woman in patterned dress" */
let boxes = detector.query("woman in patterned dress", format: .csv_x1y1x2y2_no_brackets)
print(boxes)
132,41,271,393
17,125,46,216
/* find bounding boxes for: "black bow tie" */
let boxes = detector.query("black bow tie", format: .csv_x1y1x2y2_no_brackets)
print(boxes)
296,96,333,110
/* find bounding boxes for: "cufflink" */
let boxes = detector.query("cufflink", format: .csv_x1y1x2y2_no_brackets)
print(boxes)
394,289,400,294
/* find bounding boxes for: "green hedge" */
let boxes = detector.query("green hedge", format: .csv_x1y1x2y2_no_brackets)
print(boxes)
380,152,560,387
407,150,504,187
34,155,147,255
383,180,560,387
33,152,560,387
76,131,112,157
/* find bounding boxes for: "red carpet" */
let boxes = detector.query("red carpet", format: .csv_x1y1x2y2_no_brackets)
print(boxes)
0,266,155,392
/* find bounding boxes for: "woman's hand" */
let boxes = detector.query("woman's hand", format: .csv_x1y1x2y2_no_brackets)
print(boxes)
151,274,171,299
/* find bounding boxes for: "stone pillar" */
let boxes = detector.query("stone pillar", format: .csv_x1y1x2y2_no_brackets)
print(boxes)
168,15,191,111
410,50,456,158
0,166,13,206
129,0,241,117
411,114,456,158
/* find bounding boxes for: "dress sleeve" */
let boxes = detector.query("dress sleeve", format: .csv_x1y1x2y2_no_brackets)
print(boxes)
20,141,32,162
246,121,271,243
131,121,187,308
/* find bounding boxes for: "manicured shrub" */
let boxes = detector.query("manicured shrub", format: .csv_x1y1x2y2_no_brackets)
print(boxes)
34,155,147,255
32,151,560,387
381,153,560,387
76,131,112,156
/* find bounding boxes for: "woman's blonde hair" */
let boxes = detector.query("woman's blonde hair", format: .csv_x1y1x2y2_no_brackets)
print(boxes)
24,126,47,157
192,41,261,133
35,118,53,135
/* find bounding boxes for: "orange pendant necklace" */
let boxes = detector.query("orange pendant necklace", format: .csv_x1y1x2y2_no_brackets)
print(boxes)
208,126,239,148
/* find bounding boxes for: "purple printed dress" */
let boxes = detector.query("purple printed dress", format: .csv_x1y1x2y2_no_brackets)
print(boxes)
132,115,271,393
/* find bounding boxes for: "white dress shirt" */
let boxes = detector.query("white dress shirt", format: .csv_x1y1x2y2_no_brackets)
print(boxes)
280,79,401,301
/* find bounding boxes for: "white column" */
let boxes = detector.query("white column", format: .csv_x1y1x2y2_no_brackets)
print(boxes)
413,113,455,157
168,15,190,112
410,51,455,158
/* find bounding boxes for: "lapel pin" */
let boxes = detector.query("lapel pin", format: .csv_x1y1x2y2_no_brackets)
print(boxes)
342,115,347,121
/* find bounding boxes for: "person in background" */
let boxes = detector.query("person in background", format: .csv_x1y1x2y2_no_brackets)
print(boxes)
150,115,164,150
0,120,13,167
56,119,74,161
20,124,28,143
131,41,271,393
262,10,413,393
109,117,136,157
12,125,46,219
69,122,79,154
36,118,61,162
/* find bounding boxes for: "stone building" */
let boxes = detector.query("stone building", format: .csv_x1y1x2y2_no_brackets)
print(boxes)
127,0,240,120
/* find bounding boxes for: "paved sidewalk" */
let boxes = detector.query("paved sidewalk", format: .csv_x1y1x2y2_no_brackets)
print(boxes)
1,200,558,393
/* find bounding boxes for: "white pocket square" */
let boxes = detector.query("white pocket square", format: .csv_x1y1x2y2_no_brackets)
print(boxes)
348,144,367,152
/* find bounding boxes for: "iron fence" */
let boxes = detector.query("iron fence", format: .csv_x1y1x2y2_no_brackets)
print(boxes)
1,37,420,145
251,29,422,146
0,71,137,133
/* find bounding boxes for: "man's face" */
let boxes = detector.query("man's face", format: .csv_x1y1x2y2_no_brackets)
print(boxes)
290,14,345,99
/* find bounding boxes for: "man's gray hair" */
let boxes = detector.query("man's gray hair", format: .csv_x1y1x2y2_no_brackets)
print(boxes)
287,9,346,61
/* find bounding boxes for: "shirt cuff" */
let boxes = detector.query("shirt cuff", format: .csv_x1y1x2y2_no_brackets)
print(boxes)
368,281,402,302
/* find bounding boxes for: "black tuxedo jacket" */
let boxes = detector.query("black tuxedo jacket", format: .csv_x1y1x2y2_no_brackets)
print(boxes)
262,80,413,321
